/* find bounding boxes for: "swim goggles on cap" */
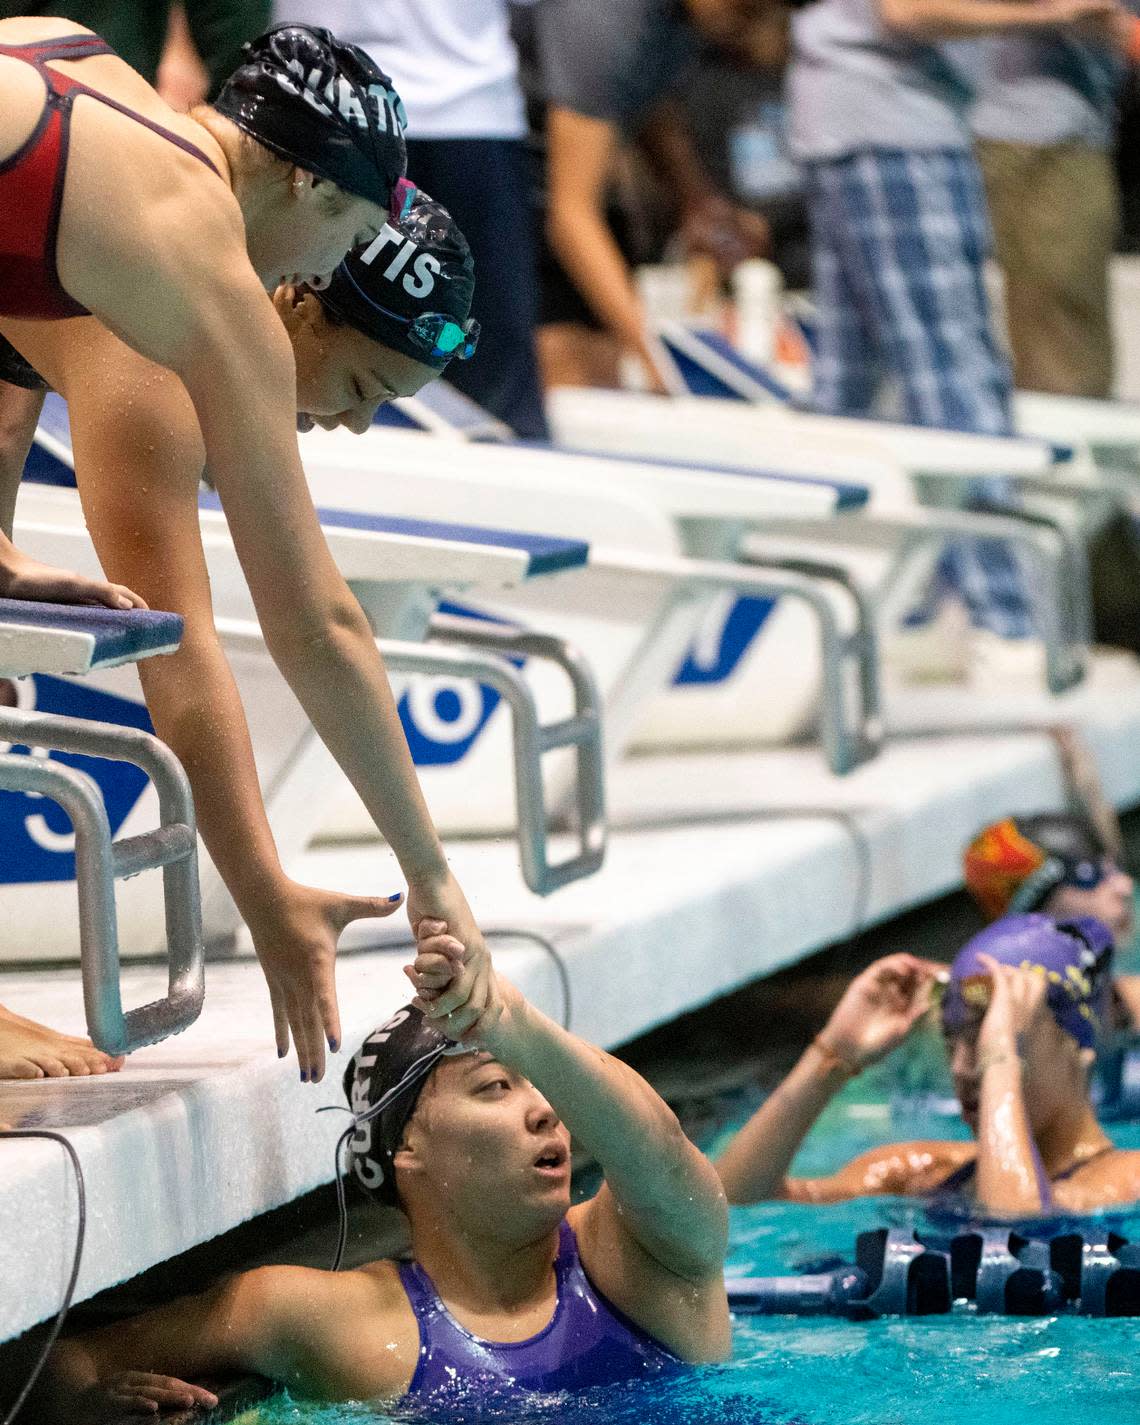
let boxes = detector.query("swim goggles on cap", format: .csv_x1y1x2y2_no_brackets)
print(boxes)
373,302,481,363
1009,855,1115,915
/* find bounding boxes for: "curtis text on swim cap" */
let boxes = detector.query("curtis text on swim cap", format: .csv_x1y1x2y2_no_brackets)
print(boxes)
214,24,407,207
318,189,478,370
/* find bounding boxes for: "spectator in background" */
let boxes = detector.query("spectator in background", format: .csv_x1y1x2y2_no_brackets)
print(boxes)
521,0,772,394
788,0,1121,664
272,1,549,440
972,15,1134,399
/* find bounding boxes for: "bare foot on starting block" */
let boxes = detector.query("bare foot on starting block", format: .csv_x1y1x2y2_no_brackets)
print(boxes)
0,1004,124,1078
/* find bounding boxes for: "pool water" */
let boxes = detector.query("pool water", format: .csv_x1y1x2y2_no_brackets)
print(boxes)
233,1019,1140,1425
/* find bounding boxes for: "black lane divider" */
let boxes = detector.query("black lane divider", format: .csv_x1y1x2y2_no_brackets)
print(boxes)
728,1226,1140,1317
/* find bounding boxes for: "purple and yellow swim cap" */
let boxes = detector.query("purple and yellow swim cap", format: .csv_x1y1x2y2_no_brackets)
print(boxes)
941,913,1115,1050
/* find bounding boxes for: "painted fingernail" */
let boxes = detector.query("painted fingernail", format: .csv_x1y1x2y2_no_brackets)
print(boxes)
300,1069,308,1083
328,1036,339,1052
278,1047,287,1059
389,892,404,902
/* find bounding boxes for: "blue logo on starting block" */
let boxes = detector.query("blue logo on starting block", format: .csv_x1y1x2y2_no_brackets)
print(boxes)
0,676,153,883
398,602,522,767
673,595,776,685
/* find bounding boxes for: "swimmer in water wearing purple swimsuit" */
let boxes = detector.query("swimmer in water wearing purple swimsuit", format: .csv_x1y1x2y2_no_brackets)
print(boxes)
38,929,730,1417
717,917,1140,1219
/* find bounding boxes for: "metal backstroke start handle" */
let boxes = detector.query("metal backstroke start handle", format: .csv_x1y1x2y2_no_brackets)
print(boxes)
380,616,607,895
0,707,203,1056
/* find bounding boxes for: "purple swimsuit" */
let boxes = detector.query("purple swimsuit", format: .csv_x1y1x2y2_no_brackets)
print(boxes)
398,1221,679,1402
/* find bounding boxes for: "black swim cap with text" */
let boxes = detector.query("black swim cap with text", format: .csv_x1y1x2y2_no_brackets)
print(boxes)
317,190,476,369
343,1005,451,1207
214,24,407,207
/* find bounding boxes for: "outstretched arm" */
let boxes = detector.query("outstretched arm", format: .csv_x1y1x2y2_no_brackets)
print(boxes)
38,1263,411,1421
35,321,403,1081
717,955,942,1203
880,0,1123,39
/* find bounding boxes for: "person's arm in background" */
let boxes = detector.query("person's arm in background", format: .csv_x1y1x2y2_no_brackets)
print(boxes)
637,98,771,279
716,956,944,1203
1048,724,1140,1034
180,0,272,99
1050,723,1124,860
545,104,682,393
880,0,1123,41
155,4,209,112
971,957,1054,1215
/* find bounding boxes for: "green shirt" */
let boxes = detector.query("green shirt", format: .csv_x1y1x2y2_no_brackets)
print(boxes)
0,0,270,94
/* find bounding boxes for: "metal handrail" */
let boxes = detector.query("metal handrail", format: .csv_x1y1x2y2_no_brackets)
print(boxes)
382,624,607,895
588,550,882,776
753,504,1090,694
212,615,607,897
0,708,203,1056
739,552,882,770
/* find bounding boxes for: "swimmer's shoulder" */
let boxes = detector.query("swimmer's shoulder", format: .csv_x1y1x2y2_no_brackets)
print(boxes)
1053,1148,1140,1213
789,1139,974,1202
0,16,99,44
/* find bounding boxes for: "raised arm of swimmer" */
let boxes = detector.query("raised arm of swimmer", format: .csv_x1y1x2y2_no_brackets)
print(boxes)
409,925,730,1292
968,956,1052,1215
716,955,945,1204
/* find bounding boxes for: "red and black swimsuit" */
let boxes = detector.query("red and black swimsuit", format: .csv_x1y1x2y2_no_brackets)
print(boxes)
0,33,220,321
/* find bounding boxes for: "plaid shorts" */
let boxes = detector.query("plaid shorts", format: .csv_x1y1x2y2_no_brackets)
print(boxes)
805,149,1032,637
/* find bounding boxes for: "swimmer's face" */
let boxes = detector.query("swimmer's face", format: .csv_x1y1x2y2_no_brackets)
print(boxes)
274,287,438,433
1045,865,1135,946
251,172,386,289
396,1053,572,1237
944,1009,1081,1137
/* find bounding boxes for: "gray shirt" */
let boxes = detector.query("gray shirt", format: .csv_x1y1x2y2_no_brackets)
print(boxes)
532,0,696,130
788,0,975,160
970,34,1124,149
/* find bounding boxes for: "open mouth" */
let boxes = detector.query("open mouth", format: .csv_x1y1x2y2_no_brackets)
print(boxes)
533,1143,568,1174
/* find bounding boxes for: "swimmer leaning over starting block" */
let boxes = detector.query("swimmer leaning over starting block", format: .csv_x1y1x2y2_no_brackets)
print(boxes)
0,18,399,614
717,917,1140,1217
0,184,488,1084
35,925,729,1417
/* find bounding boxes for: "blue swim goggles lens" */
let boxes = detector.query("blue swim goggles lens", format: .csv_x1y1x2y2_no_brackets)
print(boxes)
1065,858,1110,891
409,313,480,362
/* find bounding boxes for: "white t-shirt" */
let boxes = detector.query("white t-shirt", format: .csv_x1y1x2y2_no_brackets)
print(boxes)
272,0,537,139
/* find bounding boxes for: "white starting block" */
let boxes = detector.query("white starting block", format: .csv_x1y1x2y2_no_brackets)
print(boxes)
362,391,1092,737
649,322,1125,530
295,424,883,789
9,410,610,959
0,599,202,1052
